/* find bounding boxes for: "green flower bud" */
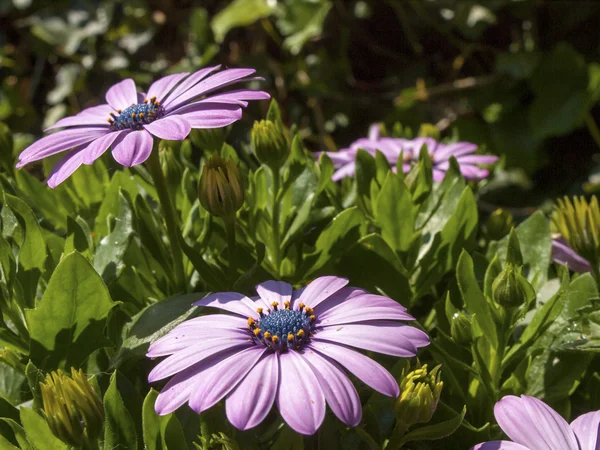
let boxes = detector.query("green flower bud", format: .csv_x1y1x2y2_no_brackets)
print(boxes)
491,264,532,309
418,123,440,140
199,155,244,218
486,208,514,241
450,311,472,346
40,368,104,447
394,363,443,427
159,142,184,192
251,120,289,169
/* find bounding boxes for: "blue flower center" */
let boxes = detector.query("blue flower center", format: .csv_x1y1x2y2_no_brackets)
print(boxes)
108,97,164,131
248,303,316,352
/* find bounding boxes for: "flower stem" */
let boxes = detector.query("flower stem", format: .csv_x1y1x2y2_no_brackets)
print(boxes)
146,143,186,292
385,422,409,449
224,215,237,285
271,165,282,276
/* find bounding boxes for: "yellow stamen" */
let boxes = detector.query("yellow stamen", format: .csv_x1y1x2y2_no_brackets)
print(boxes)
117,109,121,113
298,303,305,311
144,99,148,103
296,330,305,338
272,335,279,344
257,308,263,316
247,318,255,328
271,302,279,310
139,113,144,118
131,113,136,118
287,333,294,342
284,301,291,310
305,307,314,315
253,328,262,337
264,331,272,340
310,315,316,322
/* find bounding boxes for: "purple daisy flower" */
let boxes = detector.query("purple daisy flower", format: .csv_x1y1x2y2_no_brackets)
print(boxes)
17,66,270,187
320,125,498,182
551,237,592,274
146,276,429,435
471,394,600,450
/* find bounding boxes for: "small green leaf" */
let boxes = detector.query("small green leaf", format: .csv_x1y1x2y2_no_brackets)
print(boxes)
20,408,68,450
104,372,138,450
25,361,44,412
398,405,466,445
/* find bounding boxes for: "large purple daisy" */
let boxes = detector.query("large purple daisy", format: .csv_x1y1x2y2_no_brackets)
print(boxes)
17,66,270,187
147,276,429,435
472,394,600,450
321,124,498,182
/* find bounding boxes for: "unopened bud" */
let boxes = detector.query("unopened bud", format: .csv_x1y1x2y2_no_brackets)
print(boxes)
491,264,532,309
450,311,472,346
40,368,104,447
159,142,184,192
251,120,289,169
394,363,443,427
487,209,514,240
418,123,440,140
199,155,244,218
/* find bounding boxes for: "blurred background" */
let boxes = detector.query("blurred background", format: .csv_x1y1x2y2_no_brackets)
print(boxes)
1,0,599,213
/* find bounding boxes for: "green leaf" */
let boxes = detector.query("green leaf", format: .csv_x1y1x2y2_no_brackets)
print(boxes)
142,389,187,450
26,251,116,370
20,408,67,450
278,0,333,55
25,361,44,412
456,251,498,348
94,171,141,237
506,229,523,266
0,418,33,450
398,406,466,445
212,0,275,43
103,372,138,450
375,172,417,253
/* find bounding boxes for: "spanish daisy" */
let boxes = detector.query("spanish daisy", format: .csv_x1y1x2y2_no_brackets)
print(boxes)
471,394,600,450
147,276,429,435
17,66,270,187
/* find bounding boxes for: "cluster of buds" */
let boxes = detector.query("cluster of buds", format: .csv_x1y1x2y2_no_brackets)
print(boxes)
198,155,245,219
40,368,104,447
394,361,443,428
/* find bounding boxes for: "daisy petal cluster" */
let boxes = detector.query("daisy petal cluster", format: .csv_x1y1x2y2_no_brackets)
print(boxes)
17,66,270,187
147,276,429,435
320,124,498,182
471,394,600,450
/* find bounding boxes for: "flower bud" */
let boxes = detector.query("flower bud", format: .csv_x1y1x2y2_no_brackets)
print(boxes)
159,142,184,192
491,264,532,309
450,311,472,346
418,123,440,140
251,120,289,169
394,363,443,427
40,368,104,447
486,209,514,241
199,155,244,218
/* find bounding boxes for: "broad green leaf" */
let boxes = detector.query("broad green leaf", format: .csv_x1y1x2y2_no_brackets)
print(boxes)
26,251,116,370
103,372,138,450
14,170,69,230
0,365,25,406
0,434,19,449
94,171,141,237
398,406,466,445
20,408,67,450
1,418,33,450
142,389,188,450
212,0,275,43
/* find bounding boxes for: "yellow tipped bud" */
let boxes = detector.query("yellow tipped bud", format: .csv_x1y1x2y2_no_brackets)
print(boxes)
487,208,514,241
394,362,443,427
198,155,244,218
251,119,289,169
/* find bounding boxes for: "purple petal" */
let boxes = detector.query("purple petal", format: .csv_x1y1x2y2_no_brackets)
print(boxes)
193,292,260,318
226,353,279,430
256,281,293,310
105,78,138,110
277,351,326,435
432,168,447,182
111,130,154,167
302,348,361,427
194,89,271,106
154,347,241,415
162,66,221,108
314,321,429,357
552,239,592,273
571,410,600,450
456,154,499,165
188,346,266,413
432,142,478,162
77,104,116,117
321,150,357,168
17,128,109,167
435,162,490,180
165,68,257,111
332,163,357,181
312,287,368,316
46,105,113,131
294,276,349,310
147,72,190,103
307,341,399,397
495,395,579,450
318,294,414,326
144,116,191,141
82,130,126,165
47,146,86,188
471,442,531,450
148,337,251,382
169,102,242,129
368,124,380,141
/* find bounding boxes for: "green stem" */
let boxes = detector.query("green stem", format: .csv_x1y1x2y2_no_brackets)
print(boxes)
271,165,282,276
354,427,380,450
585,113,600,150
224,216,237,285
385,422,409,449
81,434,100,450
146,143,186,292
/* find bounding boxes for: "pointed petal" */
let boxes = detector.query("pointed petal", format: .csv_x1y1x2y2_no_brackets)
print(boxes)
471,442,530,450
147,328,250,358
302,349,361,427
188,346,266,413
495,395,579,450
111,130,154,167
47,146,86,188
277,351,326,435
256,281,293,310
432,142,477,162
294,276,349,310
571,410,600,450
368,124,381,140
147,72,190,103
105,78,138,110
332,163,357,181
312,287,368,316
226,353,279,430
46,105,113,130
161,66,222,107
192,292,260,318
307,341,399,397
144,116,191,141
552,239,592,273
318,294,414,326
172,103,242,129
456,154,499,165
82,130,126,165
314,321,429,357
